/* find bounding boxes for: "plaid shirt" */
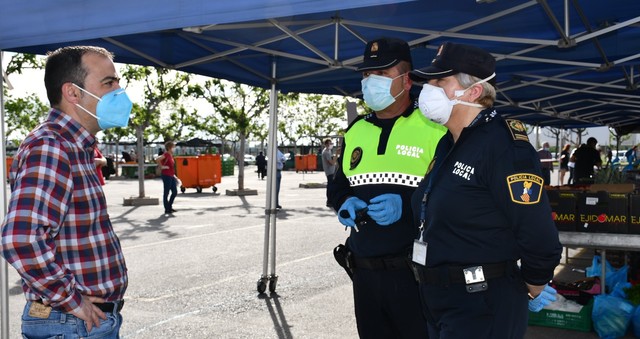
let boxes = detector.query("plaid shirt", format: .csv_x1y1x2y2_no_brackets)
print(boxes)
1,109,128,313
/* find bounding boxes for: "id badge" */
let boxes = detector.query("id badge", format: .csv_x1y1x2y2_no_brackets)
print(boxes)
412,240,427,266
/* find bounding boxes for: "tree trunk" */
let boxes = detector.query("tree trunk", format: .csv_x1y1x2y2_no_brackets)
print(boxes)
238,133,246,190
136,126,146,198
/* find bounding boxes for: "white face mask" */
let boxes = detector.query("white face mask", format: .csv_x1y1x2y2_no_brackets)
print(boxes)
418,73,495,125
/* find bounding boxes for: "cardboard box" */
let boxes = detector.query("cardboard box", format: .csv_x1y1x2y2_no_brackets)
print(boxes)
547,190,578,232
629,194,640,234
577,191,629,233
528,298,593,332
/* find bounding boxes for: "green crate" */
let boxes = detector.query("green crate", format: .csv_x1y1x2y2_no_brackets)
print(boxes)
528,298,593,332
222,160,234,176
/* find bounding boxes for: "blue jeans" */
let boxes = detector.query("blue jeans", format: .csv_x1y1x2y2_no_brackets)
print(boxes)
162,174,177,212
275,170,282,205
21,301,123,338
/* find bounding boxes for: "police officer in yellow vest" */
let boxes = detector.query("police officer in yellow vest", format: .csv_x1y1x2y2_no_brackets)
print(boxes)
328,37,446,338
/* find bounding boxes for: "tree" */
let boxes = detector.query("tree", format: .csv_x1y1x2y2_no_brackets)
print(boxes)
609,127,631,156
121,65,192,199
543,126,563,158
3,94,48,145
3,53,47,146
190,79,270,191
299,94,345,148
571,128,588,146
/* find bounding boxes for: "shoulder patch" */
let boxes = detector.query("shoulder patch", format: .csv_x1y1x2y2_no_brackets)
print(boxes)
504,119,529,142
506,173,543,205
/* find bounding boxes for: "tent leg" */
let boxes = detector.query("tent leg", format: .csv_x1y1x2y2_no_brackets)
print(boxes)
258,59,280,294
0,50,11,339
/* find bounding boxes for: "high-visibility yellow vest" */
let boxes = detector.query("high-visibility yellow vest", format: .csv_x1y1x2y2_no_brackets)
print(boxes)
342,109,447,187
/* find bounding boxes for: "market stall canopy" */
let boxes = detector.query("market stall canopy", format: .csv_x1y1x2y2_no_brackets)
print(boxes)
2,0,640,130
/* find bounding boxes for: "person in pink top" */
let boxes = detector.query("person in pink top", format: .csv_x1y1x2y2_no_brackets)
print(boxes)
156,141,177,214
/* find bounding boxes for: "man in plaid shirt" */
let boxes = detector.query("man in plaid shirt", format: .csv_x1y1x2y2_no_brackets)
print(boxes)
1,46,131,338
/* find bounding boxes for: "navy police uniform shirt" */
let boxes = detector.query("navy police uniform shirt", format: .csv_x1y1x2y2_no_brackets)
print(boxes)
411,108,562,286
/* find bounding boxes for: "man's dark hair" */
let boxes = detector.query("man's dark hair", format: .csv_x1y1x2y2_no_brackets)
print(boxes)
587,137,598,147
44,46,114,107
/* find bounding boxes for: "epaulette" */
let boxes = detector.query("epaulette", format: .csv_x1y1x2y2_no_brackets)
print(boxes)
504,119,530,142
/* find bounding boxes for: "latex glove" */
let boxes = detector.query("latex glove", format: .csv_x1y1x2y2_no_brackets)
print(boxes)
338,197,368,227
366,193,402,226
528,285,557,312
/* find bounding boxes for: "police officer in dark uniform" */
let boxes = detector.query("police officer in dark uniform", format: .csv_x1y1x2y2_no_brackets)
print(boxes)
329,37,446,338
407,42,562,338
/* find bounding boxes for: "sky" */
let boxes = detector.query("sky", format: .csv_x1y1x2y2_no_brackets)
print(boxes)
0,52,630,151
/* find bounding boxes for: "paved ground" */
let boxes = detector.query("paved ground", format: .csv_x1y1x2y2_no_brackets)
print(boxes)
0,166,628,338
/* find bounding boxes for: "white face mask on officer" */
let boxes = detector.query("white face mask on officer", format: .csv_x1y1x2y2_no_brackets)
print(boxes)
418,73,495,125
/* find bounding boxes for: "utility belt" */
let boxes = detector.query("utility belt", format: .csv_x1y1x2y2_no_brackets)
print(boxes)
333,244,410,280
32,299,125,314
411,261,514,293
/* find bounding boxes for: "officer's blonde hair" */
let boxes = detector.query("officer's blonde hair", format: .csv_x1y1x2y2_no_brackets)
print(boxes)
454,73,496,108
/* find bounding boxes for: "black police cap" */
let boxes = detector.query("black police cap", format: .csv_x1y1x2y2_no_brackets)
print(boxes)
356,37,412,72
409,42,496,86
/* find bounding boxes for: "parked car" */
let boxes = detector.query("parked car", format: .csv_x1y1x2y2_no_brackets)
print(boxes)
244,154,256,166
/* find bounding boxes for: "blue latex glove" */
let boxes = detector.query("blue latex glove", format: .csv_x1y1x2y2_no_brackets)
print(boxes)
338,197,368,227
528,285,557,312
366,193,402,226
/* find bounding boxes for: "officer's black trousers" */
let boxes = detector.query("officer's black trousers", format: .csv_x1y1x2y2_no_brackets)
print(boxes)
352,265,428,339
419,271,528,339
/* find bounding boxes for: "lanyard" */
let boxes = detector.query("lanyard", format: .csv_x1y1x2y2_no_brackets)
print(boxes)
418,110,489,236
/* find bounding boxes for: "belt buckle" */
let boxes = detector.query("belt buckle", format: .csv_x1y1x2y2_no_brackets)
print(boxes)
463,266,488,293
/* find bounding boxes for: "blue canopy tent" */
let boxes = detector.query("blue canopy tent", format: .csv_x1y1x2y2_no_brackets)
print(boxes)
2,0,640,336
3,0,640,129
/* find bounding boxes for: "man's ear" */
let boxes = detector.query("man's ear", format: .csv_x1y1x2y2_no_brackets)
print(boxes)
403,74,413,91
61,82,81,104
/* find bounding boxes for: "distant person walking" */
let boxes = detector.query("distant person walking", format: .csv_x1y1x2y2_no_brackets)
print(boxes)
256,151,267,180
274,149,286,209
559,144,570,185
156,141,178,215
322,139,337,207
537,142,553,186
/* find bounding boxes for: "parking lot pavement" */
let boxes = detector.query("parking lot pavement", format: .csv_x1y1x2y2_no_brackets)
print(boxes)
2,166,616,338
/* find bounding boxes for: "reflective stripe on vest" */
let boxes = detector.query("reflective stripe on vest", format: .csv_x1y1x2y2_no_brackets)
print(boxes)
348,171,423,187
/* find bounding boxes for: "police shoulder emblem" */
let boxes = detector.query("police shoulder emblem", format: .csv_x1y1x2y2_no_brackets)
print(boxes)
505,119,529,142
506,173,543,205
350,147,363,170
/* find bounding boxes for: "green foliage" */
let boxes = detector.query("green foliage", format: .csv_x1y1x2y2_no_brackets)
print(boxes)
5,53,44,75
4,93,48,141
593,166,627,184
121,65,195,143
624,284,640,306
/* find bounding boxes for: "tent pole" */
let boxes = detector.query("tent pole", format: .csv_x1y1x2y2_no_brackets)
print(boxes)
0,50,10,339
258,58,279,294
267,59,279,285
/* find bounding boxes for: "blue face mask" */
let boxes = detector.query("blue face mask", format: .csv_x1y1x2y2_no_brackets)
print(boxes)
74,84,133,130
361,73,405,111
